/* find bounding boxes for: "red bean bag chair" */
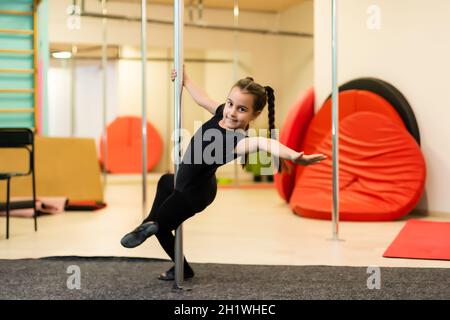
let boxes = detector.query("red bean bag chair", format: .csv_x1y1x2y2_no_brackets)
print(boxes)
290,112,426,221
274,87,314,202
295,89,406,182
99,116,163,173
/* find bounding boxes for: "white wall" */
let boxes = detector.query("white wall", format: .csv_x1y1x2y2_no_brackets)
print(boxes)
314,0,450,214
48,63,71,137
75,60,118,141
48,59,118,141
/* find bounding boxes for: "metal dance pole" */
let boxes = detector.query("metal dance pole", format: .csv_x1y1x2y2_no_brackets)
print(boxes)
70,45,77,137
101,0,108,190
141,0,148,218
174,0,185,290
331,0,340,240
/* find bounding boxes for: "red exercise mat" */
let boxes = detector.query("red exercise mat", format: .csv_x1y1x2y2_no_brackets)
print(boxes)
383,220,450,261
65,200,107,211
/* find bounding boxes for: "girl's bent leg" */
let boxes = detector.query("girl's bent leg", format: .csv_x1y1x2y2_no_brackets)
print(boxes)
121,174,174,248
121,190,196,252
143,173,174,223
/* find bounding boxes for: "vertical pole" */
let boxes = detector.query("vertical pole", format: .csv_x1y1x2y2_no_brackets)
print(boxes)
166,49,173,173
232,0,239,81
101,0,108,190
233,0,240,187
174,0,185,289
141,0,148,218
70,45,77,137
331,0,339,240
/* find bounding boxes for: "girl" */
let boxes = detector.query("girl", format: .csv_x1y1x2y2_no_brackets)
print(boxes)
121,69,326,281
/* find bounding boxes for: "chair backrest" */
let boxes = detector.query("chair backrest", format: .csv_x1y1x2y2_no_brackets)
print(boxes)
0,128,34,148
0,128,34,175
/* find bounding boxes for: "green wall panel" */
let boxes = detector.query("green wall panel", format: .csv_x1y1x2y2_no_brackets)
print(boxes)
0,0,36,129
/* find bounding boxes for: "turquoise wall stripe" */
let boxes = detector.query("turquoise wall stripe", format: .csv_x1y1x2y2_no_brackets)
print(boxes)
0,2,33,12
0,93,33,108
0,112,34,127
0,74,34,89
0,17,33,30
0,34,33,50
0,55,34,70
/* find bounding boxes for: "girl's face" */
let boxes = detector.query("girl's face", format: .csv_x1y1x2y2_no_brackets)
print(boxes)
222,87,261,130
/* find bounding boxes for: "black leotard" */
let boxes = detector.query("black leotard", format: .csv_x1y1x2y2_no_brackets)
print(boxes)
174,103,247,211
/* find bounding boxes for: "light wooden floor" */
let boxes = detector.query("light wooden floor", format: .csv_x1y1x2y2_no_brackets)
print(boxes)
1,176,449,268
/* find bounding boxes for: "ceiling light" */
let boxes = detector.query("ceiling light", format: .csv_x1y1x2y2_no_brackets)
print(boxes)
52,51,72,59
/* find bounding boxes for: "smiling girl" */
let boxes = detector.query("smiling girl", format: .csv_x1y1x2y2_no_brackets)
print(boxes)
120,68,326,281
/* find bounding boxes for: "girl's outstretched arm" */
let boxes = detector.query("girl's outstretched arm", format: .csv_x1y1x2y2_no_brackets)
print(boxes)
171,68,219,114
235,137,326,166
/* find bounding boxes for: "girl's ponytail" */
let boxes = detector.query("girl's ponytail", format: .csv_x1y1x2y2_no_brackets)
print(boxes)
265,86,288,173
265,86,275,140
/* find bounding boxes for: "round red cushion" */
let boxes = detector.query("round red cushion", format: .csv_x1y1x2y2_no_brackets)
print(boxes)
99,116,163,173
274,87,314,202
290,112,426,221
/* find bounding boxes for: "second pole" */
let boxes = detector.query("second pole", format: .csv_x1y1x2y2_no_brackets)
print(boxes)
173,0,185,290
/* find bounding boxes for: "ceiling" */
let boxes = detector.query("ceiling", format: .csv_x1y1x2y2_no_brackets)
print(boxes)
108,0,308,13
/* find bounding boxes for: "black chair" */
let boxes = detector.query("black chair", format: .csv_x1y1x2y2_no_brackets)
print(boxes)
0,128,37,239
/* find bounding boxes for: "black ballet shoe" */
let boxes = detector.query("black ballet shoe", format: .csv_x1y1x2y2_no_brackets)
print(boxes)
158,266,195,281
120,221,159,248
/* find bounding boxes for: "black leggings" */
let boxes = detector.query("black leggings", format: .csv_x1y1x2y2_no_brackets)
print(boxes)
143,173,216,268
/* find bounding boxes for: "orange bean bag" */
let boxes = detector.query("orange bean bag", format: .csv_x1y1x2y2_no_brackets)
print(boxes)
290,112,426,221
295,89,406,182
274,87,314,202
99,116,163,173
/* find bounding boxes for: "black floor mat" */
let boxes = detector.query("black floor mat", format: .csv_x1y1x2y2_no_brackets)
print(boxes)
0,256,448,300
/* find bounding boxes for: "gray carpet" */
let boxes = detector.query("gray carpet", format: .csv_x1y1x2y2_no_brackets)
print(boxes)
0,256,449,300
